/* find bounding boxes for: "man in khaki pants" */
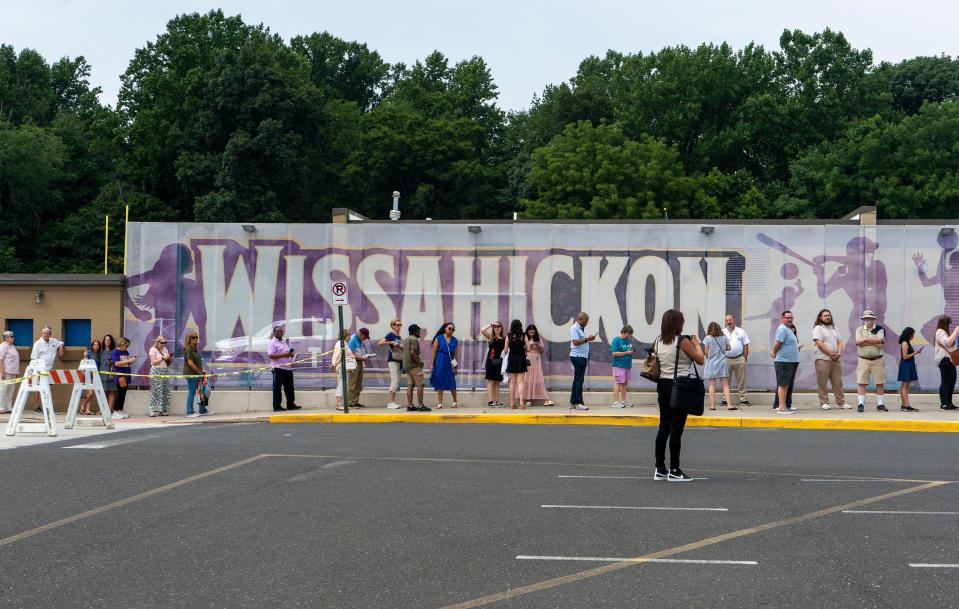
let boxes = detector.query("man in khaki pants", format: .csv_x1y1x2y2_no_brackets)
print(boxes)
723,314,751,407
855,310,887,412
812,309,847,409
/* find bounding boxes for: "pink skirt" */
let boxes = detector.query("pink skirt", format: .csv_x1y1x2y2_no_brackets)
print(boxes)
524,350,549,401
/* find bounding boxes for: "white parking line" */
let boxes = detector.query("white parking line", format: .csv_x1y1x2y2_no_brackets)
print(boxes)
516,556,755,565
541,505,727,512
909,563,959,568
801,479,894,482
557,475,709,480
844,510,959,515
63,432,171,449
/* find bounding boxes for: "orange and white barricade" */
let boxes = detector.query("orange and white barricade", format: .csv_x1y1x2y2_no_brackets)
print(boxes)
64,358,113,430
5,359,57,436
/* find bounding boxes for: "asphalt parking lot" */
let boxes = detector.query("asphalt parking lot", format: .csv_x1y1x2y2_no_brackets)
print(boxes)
1,423,957,608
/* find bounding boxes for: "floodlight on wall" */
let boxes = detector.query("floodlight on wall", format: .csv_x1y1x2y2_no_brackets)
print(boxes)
35,290,43,304
940,227,956,236
700,226,715,235
242,224,256,233
389,191,401,221
467,225,482,234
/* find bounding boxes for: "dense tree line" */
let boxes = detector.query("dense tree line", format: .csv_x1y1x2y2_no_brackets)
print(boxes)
1,10,958,272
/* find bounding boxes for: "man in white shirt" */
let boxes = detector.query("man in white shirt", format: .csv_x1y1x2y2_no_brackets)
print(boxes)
30,326,64,371
723,314,751,407
30,326,63,412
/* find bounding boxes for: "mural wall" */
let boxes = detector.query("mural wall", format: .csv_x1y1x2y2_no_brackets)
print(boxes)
123,222,959,391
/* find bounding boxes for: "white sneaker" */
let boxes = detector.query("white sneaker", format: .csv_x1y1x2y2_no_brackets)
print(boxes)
820,403,831,410
624,402,634,408
187,413,201,418
841,404,853,409
387,402,402,409
573,404,589,411
612,401,626,408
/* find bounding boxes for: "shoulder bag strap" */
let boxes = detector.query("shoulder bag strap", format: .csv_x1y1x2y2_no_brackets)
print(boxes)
673,337,681,380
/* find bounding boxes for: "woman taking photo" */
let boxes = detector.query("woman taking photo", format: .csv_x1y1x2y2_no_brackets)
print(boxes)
505,319,528,409
654,309,704,482
183,331,208,417
148,336,173,417
934,315,959,410
109,337,136,419
429,323,459,408
481,321,505,407
897,327,922,412
524,324,552,407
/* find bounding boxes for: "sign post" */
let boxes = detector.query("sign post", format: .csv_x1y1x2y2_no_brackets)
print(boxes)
331,281,350,414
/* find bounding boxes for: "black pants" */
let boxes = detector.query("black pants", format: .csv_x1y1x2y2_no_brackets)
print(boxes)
569,357,588,405
938,358,956,406
655,378,688,469
272,368,296,408
114,384,127,411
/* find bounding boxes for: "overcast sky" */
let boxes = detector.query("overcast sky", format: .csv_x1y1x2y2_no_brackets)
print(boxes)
4,1,957,111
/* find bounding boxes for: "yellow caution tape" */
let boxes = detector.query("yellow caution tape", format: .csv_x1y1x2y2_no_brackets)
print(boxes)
99,349,342,380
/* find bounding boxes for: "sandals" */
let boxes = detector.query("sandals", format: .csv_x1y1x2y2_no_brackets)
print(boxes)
727,407,739,411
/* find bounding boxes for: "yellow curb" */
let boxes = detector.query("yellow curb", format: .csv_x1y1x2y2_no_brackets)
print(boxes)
267,412,959,432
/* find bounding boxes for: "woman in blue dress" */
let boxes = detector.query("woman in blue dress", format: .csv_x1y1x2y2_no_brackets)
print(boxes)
897,327,922,412
430,322,459,408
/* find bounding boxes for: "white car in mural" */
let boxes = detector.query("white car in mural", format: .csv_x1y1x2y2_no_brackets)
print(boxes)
214,318,336,365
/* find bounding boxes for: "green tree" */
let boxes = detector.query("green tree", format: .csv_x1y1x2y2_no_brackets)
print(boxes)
879,55,959,115
290,32,390,111
522,121,709,219
788,101,959,218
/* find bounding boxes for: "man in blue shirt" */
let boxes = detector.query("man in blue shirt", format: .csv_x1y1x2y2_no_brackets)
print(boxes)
347,328,372,407
770,310,800,414
569,312,595,411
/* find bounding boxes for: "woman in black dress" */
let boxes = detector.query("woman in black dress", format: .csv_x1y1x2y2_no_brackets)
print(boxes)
481,321,505,407
505,319,529,409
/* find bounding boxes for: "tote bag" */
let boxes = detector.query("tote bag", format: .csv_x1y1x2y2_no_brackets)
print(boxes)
669,336,705,416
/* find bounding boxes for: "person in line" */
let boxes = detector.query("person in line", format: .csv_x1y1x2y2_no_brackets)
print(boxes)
855,310,887,412
79,339,103,415
100,334,117,413
934,315,959,410
331,329,356,411
147,336,172,417
812,309,847,410
771,320,799,412
183,331,208,417
897,327,922,412
703,322,734,411
403,324,429,411
524,324,552,407
505,319,528,409
110,337,136,419
771,311,800,414
722,314,751,407
481,321,506,407
378,320,405,409
268,326,300,412
347,328,373,408
0,330,20,414
31,326,64,412
569,312,594,411
610,325,635,408
430,323,459,408
654,309,704,482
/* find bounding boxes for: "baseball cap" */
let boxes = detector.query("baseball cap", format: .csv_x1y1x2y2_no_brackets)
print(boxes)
408,324,421,334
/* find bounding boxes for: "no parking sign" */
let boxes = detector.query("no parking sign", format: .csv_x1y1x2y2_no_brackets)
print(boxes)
330,281,348,305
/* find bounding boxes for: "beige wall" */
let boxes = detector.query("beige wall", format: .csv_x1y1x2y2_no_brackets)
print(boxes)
1,278,123,409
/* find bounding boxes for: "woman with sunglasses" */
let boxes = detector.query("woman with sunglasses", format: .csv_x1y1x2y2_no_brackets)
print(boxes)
378,319,406,408
147,335,173,417
79,339,102,415
481,321,506,407
429,322,459,408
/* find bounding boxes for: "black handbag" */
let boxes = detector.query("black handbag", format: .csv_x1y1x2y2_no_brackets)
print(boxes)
670,336,705,416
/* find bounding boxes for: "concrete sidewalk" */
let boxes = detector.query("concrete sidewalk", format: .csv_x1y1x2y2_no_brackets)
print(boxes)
5,400,958,432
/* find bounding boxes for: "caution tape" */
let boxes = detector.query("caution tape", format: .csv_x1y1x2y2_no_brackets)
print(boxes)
99,349,342,380
0,372,48,386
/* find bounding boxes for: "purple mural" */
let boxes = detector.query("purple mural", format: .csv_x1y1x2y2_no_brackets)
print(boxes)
123,222,958,392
